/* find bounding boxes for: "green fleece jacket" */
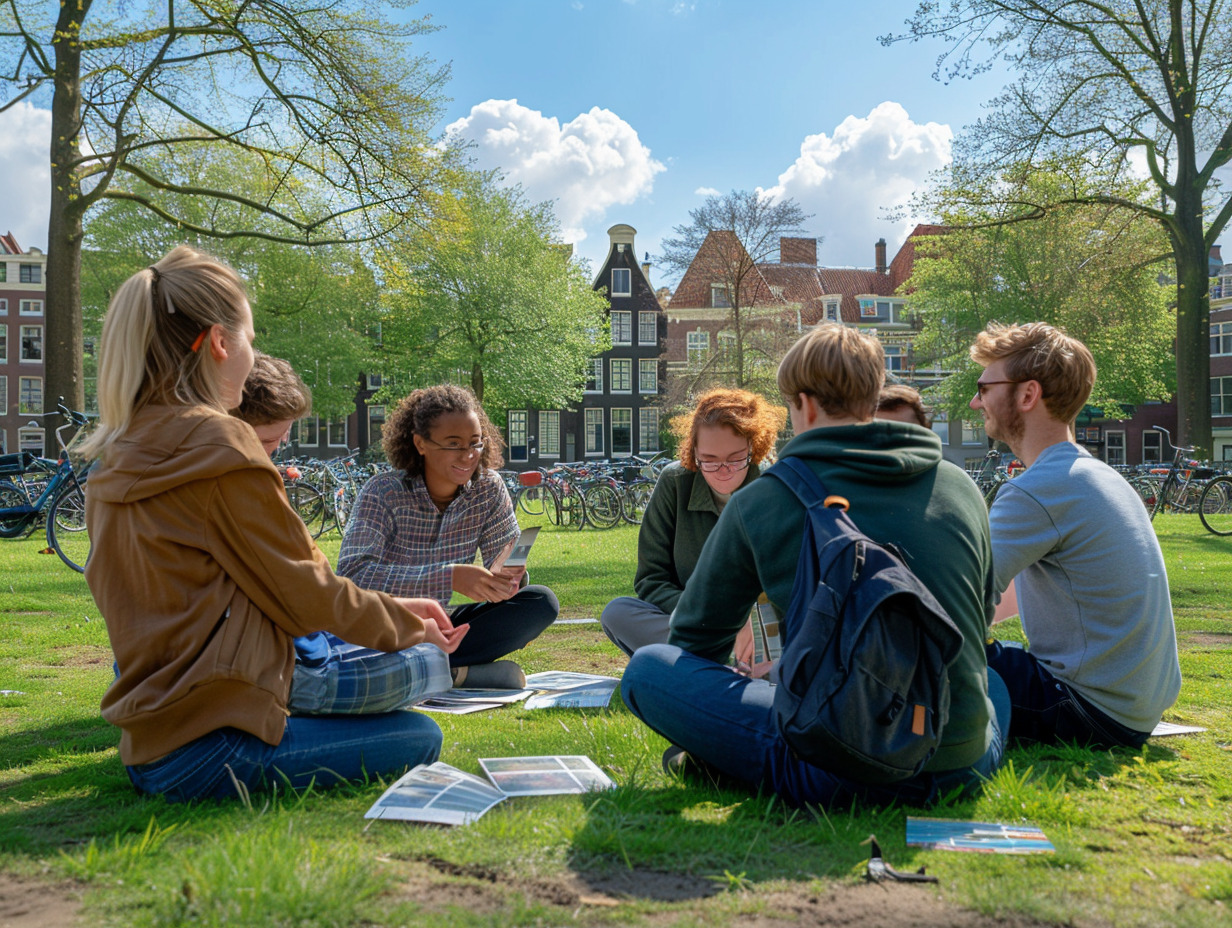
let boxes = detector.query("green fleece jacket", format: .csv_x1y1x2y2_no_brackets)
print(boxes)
634,461,759,614
668,421,996,772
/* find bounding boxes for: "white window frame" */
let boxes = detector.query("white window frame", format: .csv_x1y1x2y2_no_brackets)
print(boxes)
884,344,904,373
0,298,8,315
639,359,658,394
639,407,660,453
611,310,632,346
327,416,348,448
584,408,604,456
18,427,44,457
367,405,385,444
859,298,876,317
18,376,42,415
296,416,320,447
710,284,730,308
638,311,657,346
931,410,949,446
611,267,631,296
365,372,383,390
1142,430,1163,463
961,420,985,445
610,358,632,393
20,325,42,363
611,407,632,456
1212,322,1232,357
1213,376,1232,416
19,264,41,284
538,410,560,458
19,299,42,316
1104,430,1126,467
687,330,710,365
584,358,603,393
825,300,840,322
507,410,528,462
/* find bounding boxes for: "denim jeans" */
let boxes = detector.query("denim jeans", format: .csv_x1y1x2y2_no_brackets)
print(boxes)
622,643,1007,809
449,585,559,667
986,640,1150,749
126,712,442,803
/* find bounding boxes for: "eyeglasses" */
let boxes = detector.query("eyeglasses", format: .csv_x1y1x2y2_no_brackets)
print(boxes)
974,380,1022,398
698,455,751,474
422,437,484,455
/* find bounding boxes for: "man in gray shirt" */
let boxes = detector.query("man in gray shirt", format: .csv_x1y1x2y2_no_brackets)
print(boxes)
969,323,1181,748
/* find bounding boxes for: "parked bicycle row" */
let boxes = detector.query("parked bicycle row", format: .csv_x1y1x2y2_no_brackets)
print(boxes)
500,454,670,530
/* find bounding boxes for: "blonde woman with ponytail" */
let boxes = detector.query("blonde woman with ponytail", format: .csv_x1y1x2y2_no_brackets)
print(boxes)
85,246,465,802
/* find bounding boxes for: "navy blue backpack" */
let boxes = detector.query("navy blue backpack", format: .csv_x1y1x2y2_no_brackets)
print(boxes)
766,457,965,785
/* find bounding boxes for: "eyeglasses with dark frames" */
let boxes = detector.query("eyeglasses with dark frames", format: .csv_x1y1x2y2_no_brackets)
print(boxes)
421,437,485,455
974,380,1022,398
697,455,752,474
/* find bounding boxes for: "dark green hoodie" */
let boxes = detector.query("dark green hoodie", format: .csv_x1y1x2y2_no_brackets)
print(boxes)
667,421,995,773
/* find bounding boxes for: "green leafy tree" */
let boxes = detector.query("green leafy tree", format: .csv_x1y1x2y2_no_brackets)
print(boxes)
378,173,611,418
888,0,1232,454
0,0,453,414
908,160,1176,416
658,190,812,392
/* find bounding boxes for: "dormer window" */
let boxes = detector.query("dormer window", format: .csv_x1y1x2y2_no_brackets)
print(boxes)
711,284,730,308
611,268,631,296
825,300,840,322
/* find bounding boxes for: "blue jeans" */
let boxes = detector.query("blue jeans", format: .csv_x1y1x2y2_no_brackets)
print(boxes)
986,640,1150,749
622,643,1007,809
126,712,442,803
449,585,559,667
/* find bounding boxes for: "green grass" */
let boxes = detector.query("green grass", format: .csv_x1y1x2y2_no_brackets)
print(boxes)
0,515,1229,927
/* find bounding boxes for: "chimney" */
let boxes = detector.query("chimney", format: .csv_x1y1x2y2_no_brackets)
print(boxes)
1211,244,1224,275
642,251,652,284
780,237,817,266
875,238,887,274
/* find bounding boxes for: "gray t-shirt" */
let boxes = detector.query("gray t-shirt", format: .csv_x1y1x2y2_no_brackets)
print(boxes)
990,441,1181,731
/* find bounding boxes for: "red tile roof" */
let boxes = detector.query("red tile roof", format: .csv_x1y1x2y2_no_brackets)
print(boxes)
0,231,22,255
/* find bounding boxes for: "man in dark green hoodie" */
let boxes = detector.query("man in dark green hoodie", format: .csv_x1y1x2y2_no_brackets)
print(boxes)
621,324,1007,808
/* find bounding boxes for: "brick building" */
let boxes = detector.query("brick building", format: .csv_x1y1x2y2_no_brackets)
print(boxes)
0,233,48,456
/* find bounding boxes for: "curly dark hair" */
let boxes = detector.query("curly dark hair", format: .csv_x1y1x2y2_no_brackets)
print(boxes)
671,388,787,472
382,384,504,481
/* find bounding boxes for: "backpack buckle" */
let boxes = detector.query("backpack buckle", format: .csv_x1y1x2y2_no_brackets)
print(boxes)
823,495,849,511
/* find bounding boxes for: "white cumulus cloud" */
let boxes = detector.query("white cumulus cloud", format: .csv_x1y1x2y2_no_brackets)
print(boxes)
445,99,664,246
694,186,720,197
0,102,51,250
761,102,952,267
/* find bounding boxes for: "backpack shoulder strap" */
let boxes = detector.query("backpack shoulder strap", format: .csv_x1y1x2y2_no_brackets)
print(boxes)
766,456,832,509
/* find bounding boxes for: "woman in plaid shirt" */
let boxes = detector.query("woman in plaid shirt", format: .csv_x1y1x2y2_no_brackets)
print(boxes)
339,386,559,688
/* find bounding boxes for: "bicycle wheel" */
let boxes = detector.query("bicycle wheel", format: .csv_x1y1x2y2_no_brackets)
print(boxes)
555,485,586,529
583,484,622,529
0,481,39,538
622,480,654,524
47,480,91,572
1128,476,1159,513
286,481,328,539
516,485,550,518
333,485,357,535
1199,476,1232,535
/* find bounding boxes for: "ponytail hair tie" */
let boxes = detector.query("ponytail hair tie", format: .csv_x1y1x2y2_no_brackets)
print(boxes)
148,265,176,314
190,330,208,353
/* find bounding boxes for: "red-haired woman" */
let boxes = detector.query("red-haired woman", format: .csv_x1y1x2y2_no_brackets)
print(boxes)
600,388,785,656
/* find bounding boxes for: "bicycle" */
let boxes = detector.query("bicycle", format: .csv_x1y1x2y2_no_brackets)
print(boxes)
0,404,96,572
1198,473,1232,535
1127,427,1213,521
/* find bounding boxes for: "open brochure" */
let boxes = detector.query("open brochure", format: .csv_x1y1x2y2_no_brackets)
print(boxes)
523,671,619,709
364,762,506,825
491,527,540,572
478,755,616,796
366,756,614,825
905,817,1055,854
417,687,532,714
1150,721,1207,737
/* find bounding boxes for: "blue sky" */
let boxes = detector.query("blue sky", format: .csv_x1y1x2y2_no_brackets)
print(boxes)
0,0,1014,283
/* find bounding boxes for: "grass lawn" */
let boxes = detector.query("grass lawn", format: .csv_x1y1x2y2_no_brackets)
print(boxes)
0,515,1228,927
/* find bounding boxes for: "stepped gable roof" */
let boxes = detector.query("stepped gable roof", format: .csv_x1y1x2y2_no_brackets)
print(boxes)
889,224,947,292
669,230,778,309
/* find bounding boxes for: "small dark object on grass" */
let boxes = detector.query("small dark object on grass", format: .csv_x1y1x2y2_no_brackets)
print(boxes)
865,836,938,884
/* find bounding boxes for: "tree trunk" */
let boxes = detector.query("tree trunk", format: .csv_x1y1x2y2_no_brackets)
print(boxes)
44,0,91,419
1172,226,1210,456
471,359,485,403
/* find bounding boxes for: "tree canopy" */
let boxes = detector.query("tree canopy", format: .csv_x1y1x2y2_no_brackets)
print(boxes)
376,172,611,420
888,0,1232,453
907,160,1176,416
1,0,455,414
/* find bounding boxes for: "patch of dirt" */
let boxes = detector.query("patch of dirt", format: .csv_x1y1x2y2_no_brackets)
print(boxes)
0,872,82,928
1181,632,1232,649
390,858,1065,926
46,645,112,668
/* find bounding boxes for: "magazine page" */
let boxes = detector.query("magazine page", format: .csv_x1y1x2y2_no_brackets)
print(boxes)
478,755,616,796
365,762,507,825
524,681,618,710
416,687,532,714
523,671,618,692
905,817,1055,854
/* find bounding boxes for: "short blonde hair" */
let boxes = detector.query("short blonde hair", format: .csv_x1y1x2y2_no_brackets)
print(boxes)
970,322,1095,423
236,352,312,426
671,388,786,471
777,324,885,420
82,246,251,460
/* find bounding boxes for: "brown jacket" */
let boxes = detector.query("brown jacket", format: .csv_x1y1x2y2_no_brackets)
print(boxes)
86,404,428,766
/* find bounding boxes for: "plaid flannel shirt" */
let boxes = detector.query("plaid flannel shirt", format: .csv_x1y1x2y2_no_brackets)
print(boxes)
288,635,453,715
336,468,519,608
